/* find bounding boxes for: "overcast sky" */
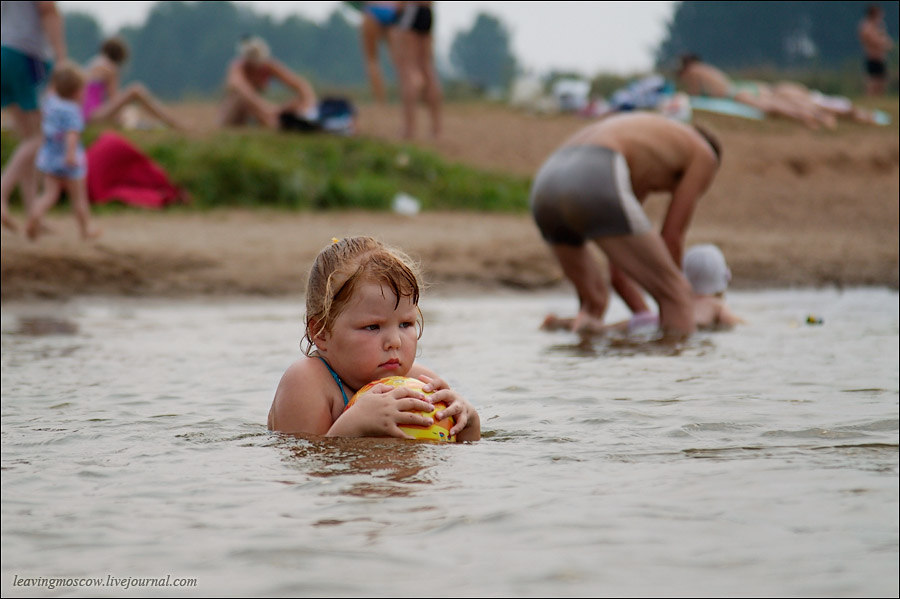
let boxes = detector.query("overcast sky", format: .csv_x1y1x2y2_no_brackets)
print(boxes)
58,1,678,76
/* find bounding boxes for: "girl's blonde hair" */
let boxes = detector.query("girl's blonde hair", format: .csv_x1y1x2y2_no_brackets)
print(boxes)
51,60,86,100
238,36,270,64
302,237,423,355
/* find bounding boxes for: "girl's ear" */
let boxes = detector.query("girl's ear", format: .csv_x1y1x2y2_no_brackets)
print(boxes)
310,319,330,351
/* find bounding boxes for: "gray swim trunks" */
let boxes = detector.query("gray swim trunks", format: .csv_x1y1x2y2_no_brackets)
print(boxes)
530,145,652,245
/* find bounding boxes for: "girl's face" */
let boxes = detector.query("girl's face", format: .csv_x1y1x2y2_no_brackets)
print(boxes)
315,279,419,391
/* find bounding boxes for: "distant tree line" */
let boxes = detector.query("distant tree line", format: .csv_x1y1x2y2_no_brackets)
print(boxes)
656,1,899,71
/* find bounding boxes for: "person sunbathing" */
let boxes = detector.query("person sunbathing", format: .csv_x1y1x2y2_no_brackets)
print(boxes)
82,37,186,130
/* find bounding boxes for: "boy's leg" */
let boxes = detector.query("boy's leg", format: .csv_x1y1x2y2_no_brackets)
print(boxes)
596,231,695,336
25,174,61,240
64,177,100,239
549,243,610,332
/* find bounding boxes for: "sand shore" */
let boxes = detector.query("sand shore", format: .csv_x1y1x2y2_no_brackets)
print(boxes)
2,102,898,300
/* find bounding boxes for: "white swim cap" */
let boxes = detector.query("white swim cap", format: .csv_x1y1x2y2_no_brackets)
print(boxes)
683,244,731,295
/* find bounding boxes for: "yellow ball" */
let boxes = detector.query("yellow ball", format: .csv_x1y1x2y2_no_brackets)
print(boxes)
347,376,456,442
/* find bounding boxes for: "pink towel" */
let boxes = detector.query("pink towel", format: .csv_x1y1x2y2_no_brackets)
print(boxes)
86,131,183,209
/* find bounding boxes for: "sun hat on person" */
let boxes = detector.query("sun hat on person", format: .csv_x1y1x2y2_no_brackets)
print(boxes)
683,244,731,295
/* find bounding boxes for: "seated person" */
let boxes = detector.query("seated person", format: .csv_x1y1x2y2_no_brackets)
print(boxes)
218,36,318,129
82,37,186,130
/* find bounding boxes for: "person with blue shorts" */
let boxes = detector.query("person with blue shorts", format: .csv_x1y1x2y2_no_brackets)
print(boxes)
358,2,402,103
1,1,66,232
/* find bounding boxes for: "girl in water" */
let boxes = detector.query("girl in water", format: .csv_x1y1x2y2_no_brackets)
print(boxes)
268,236,480,441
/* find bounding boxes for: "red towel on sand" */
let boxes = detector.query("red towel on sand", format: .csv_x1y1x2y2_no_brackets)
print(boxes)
86,131,183,209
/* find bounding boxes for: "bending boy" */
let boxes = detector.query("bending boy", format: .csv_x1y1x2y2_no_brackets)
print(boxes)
531,112,722,338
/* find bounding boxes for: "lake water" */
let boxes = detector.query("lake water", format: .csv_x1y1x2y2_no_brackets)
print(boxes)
1,288,897,597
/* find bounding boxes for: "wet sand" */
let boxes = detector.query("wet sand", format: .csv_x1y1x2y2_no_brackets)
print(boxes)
2,101,898,300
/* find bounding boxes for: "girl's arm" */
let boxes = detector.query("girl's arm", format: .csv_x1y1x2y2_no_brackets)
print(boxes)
106,64,120,98
268,361,337,435
269,360,435,437
411,366,481,442
64,131,79,167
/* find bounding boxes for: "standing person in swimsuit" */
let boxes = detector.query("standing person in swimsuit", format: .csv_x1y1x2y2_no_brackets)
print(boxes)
358,1,402,103
395,1,442,139
531,113,723,338
218,36,318,130
81,37,185,130
858,4,894,96
268,236,480,441
1,0,66,232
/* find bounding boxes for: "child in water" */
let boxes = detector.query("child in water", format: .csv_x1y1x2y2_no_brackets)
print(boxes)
268,236,481,441
26,60,100,241
681,243,743,330
542,243,742,334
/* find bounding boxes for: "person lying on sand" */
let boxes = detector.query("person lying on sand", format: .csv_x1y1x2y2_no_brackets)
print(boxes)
677,55,882,129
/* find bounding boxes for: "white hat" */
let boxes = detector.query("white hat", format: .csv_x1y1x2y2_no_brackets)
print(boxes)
683,244,731,295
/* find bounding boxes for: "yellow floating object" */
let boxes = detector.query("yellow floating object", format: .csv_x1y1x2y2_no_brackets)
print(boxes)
347,376,456,442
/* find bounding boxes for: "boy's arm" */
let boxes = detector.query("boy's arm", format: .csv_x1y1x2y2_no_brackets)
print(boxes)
661,145,718,268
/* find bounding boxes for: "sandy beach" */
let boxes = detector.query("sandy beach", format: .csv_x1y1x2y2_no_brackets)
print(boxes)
2,102,898,300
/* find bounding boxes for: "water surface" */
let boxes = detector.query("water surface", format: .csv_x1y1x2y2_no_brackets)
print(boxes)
1,288,898,597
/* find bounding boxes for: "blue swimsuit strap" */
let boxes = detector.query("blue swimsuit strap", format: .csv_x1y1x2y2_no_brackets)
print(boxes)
317,356,349,407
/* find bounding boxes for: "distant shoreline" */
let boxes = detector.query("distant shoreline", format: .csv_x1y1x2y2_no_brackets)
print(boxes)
2,102,898,300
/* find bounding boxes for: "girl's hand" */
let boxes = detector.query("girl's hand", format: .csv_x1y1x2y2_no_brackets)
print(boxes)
417,375,481,441
345,382,436,439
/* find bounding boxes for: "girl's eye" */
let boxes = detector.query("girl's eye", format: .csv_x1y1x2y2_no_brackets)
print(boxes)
363,324,379,331
400,321,414,329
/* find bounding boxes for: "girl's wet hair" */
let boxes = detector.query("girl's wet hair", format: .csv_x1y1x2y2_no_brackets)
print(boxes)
302,237,423,355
